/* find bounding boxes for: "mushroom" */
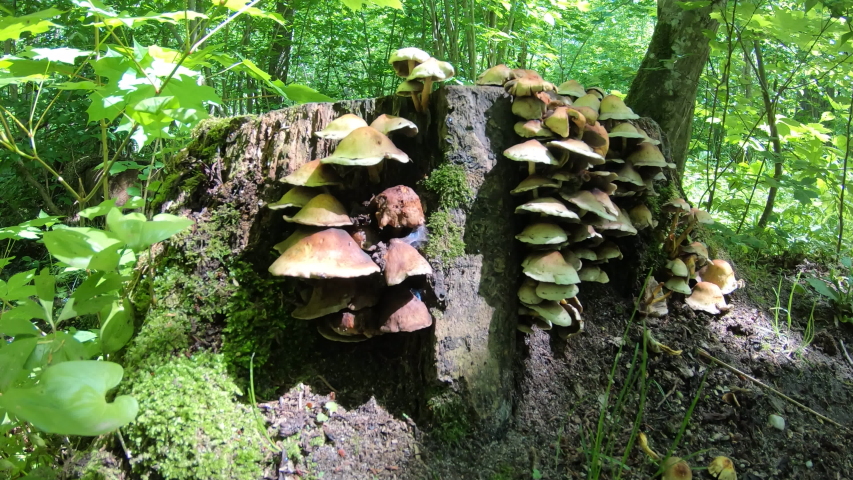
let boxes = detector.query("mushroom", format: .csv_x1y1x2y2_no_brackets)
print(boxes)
696,259,739,294
269,228,380,279
598,95,640,121
378,287,432,333
582,121,609,157
396,80,425,112
292,279,380,320
504,70,556,97
407,57,455,111
315,114,369,140
323,309,380,338
371,185,425,230
638,277,669,317
504,140,559,197
281,159,343,187
512,96,548,120
708,456,736,480
661,457,692,480
572,93,602,123
546,138,604,170
267,186,320,211
629,204,657,230
283,193,353,227
561,188,619,221
369,114,418,137
511,174,560,195
321,126,410,183
522,300,573,327
685,281,730,314
522,250,580,285
664,276,692,295
317,321,369,342
535,282,579,301
476,64,515,86
627,142,667,168
515,222,569,246
389,47,431,77
350,224,381,251
514,120,555,138
384,238,433,286
543,107,572,138
515,197,581,222
578,265,610,283
518,278,543,305
556,79,585,99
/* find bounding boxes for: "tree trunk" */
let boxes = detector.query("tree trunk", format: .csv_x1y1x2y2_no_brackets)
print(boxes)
754,40,782,228
625,0,725,176
266,2,296,82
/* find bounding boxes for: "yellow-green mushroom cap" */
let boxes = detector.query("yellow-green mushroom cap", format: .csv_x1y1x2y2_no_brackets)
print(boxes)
504,140,559,165
627,142,667,168
514,119,555,138
268,186,320,210
321,126,410,167
573,248,597,261
511,174,560,195
667,258,690,278
556,79,585,98
561,248,583,270
598,95,640,120
590,207,638,237
515,222,568,245
515,197,581,221
522,300,573,327
396,80,424,97
546,139,605,166
708,456,736,480
680,242,709,262
615,162,645,187
607,122,651,140
315,113,368,140
561,188,619,221
476,64,515,86
579,265,610,283
573,93,601,113
269,228,380,279
518,278,543,305
595,241,623,261
370,114,418,137
629,204,657,230
293,280,364,320
586,86,606,99
512,96,547,120
535,282,579,301
389,47,431,77
407,57,455,82
282,159,343,186
522,250,580,285
283,193,353,227
544,107,571,138
665,276,693,295
273,228,312,255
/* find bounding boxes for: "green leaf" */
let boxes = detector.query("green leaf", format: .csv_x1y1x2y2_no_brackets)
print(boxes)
0,8,63,41
78,199,118,220
100,299,134,354
806,278,840,301
339,0,403,10
0,360,138,436
53,80,101,90
0,269,36,301
0,338,39,392
0,257,12,269
42,227,125,271
106,208,192,252
33,268,55,327
0,300,42,336
25,331,88,370
840,31,853,47
280,83,334,104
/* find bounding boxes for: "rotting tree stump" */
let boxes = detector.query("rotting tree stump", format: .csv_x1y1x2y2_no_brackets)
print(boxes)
157,85,520,436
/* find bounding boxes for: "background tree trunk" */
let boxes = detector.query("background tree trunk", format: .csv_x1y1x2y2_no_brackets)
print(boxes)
625,0,725,177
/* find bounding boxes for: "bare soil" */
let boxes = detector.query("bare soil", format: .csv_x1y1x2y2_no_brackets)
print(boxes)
260,266,853,480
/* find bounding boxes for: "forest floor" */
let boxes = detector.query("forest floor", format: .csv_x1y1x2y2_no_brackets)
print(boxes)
257,257,853,480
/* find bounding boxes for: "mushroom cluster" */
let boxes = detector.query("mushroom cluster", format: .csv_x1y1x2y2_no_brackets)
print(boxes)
268,113,434,342
477,66,665,338
390,47,455,112
639,198,741,317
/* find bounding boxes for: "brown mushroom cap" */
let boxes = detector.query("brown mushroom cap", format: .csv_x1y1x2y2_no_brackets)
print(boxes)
372,185,425,229
561,188,619,221
283,193,353,227
370,114,418,137
522,250,580,285
389,47,431,77
598,95,640,120
504,140,559,166
384,238,433,286
315,114,369,140
323,309,380,338
514,119,555,138
685,281,729,314
476,64,515,86
661,457,692,480
582,121,609,157
317,321,370,342
708,456,736,480
627,142,667,168
378,287,432,333
321,126,410,167
282,159,343,186
556,79,585,98
696,259,738,294
350,225,381,251
269,228,381,279
268,186,320,210
504,71,556,97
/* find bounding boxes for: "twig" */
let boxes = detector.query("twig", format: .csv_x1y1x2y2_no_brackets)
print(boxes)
840,340,853,368
697,348,846,429
316,374,338,394
115,428,133,461
655,383,678,409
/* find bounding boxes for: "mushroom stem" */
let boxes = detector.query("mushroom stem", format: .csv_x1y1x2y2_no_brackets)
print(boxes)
411,91,423,112
673,220,697,253
421,77,434,112
637,432,660,461
528,162,539,198
367,163,382,184
666,211,682,258
649,290,672,305
408,59,415,76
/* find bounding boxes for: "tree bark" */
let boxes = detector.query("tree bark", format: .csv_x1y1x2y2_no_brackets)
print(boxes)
625,0,725,176
753,40,782,228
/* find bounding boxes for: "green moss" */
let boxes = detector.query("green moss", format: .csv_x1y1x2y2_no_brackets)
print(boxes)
125,352,265,480
426,393,471,445
188,117,239,161
423,209,466,266
66,450,124,480
421,162,473,210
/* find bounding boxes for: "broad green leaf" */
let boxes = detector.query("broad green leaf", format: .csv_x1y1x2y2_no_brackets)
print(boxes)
100,299,133,354
280,83,334,104
31,47,91,64
0,8,62,41
53,80,101,90
0,257,12,269
806,278,840,301
0,300,41,336
33,269,55,327
42,227,125,270
78,199,118,220
25,332,87,370
339,0,403,10
0,360,138,436
57,272,123,323
71,0,117,17
217,0,286,24
0,338,38,392
106,208,192,252
0,269,36,301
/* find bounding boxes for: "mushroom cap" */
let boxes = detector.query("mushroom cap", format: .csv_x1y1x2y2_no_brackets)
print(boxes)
476,64,515,86
598,95,640,120
535,282,579,301
273,228,311,255
666,258,690,278
579,265,610,283
269,228,381,279
595,241,623,261
537,90,572,108
511,174,560,195
582,121,610,157
522,250,580,285
283,193,353,227
665,276,693,295
543,107,571,137
369,114,418,137
282,159,343,186
389,47,431,76
662,457,693,480
615,162,645,187
546,139,605,166
627,142,667,168
573,248,597,261
396,80,424,96
292,279,380,320
268,186,320,210
590,207,637,237
317,321,370,342
407,57,455,82
586,86,606,98
556,79,585,98
523,300,573,327
512,96,548,120
515,197,581,221
561,188,619,221
561,249,583,270
323,309,380,338
689,207,714,225
607,122,655,142
708,456,736,480
515,222,568,245
629,204,658,230
518,278,543,305
696,259,738,294
573,93,601,112
504,72,556,96
384,238,433,286
567,224,604,245
573,105,599,124
685,281,729,314
378,287,432,333
321,126,410,167
372,185,425,229
315,114,369,140
504,140,559,165
663,197,691,214
350,224,381,251
680,242,709,262
514,119,555,138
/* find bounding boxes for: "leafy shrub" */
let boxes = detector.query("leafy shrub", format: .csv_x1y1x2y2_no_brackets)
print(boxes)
806,256,853,323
